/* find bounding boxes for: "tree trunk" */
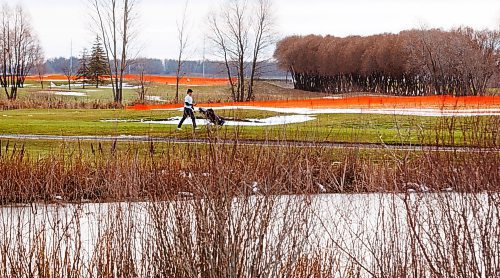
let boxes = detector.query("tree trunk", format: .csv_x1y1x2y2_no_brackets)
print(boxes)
238,55,245,102
224,60,236,101
248,51,259,101
175,59,181,103
9,87,17,100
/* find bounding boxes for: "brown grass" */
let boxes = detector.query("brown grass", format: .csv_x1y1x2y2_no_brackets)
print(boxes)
0,132,498,205
0,95,122,110
0,169,497,276
0,118,498,277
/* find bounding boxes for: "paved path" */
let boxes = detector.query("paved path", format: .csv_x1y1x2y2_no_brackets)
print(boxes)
0,134,497,153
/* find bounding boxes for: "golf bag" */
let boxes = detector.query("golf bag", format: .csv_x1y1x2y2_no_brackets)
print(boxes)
199,107,225,126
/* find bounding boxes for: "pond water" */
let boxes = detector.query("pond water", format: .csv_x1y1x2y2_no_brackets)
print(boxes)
0,193,496,276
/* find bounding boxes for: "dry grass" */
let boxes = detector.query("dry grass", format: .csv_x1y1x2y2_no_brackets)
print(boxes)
0,95,122,110
0,177,497,277
0,118,498,277
0,135,497,205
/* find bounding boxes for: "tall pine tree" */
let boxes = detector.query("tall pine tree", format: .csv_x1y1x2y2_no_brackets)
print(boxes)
88,37,109,88
76,49,90,89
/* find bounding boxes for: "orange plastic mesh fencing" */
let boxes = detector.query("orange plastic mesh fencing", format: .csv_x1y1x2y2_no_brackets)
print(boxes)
25,75,231,86
122,75,230,85
127,95,500,111
25,74,78,81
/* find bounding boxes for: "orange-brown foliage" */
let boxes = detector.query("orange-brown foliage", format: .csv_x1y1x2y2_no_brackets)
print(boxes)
275,29,500,96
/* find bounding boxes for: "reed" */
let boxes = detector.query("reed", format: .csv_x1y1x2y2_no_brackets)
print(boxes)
0,117,497,277
0,95,122,110
0,130,498,204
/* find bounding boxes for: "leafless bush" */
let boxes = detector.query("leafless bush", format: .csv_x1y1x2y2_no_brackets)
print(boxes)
1,190,496,276
275,28,500,96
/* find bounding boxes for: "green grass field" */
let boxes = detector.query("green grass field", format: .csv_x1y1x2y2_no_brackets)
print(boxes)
1,107,495,147
1,80,498,153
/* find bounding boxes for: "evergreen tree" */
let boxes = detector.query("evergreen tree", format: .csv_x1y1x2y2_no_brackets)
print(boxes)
88,37,109,88
76,49,90,89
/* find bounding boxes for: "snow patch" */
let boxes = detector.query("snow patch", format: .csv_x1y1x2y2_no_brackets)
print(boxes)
145,96,167,102
251,181,259,193
322,96,343,99
317,183,327,193
201,106,500,117
99,83,141,89
54,91,87,97
137,114,315,126
154,106,500,117
178,192,194,198
49,82,140,90
404,182,431,193
179,171,193,179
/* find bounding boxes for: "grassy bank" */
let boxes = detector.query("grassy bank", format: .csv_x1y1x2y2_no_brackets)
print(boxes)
0,136,497,204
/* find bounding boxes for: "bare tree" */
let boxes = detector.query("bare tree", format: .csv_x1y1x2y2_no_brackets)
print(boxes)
89,0,138,104
274,27,500,96
247,0,275,100
454,28,500,95
35,54,46,90
208,0,275,102
0,4,42,100
208,12,237,100
134,59,150,102
174,0,190,103
62,58,73,90
227,0,249,102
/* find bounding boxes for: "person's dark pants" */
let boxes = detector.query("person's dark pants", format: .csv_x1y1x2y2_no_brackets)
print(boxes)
178,108,196,128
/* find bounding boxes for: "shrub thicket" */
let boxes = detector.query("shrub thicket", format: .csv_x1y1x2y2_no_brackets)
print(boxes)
275,28,500,96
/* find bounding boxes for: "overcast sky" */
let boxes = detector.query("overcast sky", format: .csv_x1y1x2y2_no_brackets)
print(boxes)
16,0,500,60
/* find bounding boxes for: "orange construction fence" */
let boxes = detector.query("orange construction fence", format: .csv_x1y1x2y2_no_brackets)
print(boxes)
127,95,500,111
25,74,230,86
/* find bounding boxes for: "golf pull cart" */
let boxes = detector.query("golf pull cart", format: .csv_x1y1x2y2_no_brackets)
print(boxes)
198,107,225,126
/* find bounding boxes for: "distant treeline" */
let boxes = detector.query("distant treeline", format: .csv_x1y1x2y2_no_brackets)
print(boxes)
43,58,286,78
274,28,500,96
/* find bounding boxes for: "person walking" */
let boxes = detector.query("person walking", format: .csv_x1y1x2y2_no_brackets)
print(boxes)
177,88,198,130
